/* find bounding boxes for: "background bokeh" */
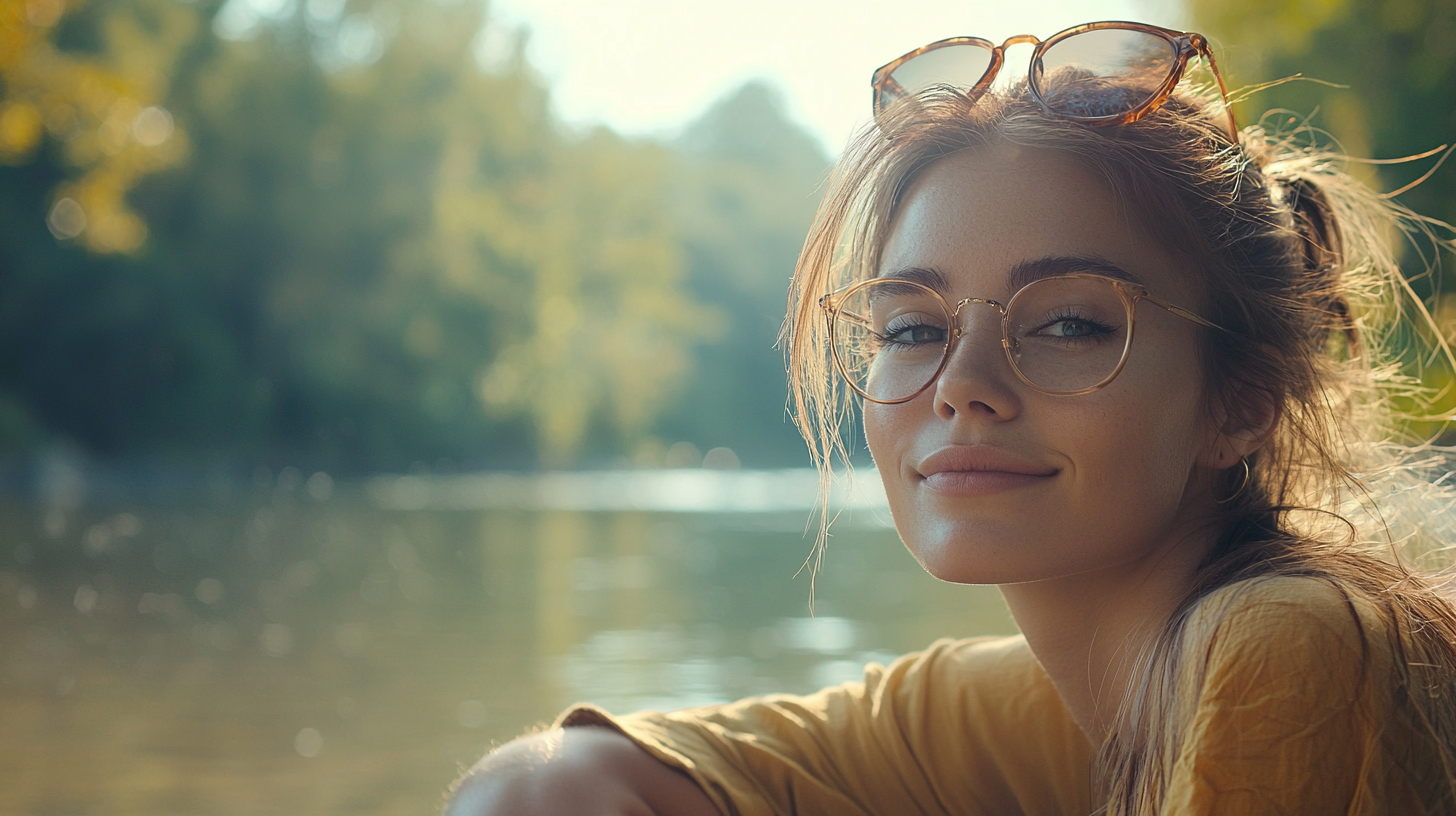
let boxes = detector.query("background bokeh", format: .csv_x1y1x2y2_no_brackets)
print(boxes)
0,0,1452,813
2,0,1452,474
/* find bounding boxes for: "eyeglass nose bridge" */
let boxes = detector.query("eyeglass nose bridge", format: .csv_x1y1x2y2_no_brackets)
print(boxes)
948,296,1013,349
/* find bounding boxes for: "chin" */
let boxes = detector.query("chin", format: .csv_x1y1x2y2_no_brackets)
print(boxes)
898,511,1124,586
914,557,1048,586
899,521,1038,585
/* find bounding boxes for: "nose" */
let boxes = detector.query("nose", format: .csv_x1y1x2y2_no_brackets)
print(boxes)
932,302,1022,421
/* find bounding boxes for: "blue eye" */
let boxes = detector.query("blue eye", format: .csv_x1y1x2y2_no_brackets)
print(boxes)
1032,309,1117,342
1043,317,1110,338
880,315,948,347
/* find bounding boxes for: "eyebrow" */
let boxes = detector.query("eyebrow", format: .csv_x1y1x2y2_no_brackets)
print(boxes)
873,265,952,293
877,255,1143,296
1007,255,1143,291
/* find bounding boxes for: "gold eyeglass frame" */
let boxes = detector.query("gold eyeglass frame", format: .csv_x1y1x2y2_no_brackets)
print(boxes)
819,273,1226,404
871,21,1238,142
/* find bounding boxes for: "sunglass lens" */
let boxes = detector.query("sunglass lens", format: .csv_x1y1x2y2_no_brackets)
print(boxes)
1034,29,1178,119
885,43,996,109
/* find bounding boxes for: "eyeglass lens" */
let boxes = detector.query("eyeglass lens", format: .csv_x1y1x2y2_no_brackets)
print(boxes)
831,276,1134,402
884,28,1180,120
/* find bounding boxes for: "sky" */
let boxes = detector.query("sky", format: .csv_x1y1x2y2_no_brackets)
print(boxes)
480,0,1186,153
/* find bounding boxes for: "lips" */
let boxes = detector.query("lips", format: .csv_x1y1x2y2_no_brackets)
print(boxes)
915,446,1057,496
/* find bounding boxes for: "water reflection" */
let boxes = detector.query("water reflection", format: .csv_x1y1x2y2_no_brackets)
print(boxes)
0,470,1016,814
367,467,892,514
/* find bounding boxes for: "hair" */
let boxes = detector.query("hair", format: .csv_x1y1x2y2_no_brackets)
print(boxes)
783,77,1456,813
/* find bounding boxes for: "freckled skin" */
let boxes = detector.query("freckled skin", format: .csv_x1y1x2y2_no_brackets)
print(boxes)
865,145,1222,586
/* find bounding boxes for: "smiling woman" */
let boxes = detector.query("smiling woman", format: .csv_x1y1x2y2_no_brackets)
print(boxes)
860,146,1224,589
447,21,1456,816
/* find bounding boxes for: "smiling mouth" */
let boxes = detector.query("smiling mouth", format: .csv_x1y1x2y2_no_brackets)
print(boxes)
921,470,1053,496
915,446,1057,497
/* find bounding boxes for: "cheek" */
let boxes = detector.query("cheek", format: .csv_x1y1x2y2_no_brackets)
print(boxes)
1067,368,1211,520
863,401,920,526
1073,402,1200,499
863,401,910,474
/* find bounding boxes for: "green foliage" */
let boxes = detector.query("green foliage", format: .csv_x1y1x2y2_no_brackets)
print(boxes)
0,0,827,471
655,82,829,467
1189,0,1455,237
1188,0,1456,434
0,0,192,252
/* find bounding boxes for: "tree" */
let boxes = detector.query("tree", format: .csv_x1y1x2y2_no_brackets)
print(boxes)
0,0,191,253
1188,0,1455,240
652,81,830,467
1,0,766,469
1188,0,1456,433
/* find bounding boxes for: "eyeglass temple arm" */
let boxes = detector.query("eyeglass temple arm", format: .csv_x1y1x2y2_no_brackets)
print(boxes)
1191,37,1239,141
819,293,875,330
1142,294,1228,332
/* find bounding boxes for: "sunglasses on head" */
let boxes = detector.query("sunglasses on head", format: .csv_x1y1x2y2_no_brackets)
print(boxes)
871,21,1238,142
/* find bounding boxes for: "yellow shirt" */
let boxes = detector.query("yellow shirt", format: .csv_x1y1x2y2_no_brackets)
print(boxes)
558,577,1452,815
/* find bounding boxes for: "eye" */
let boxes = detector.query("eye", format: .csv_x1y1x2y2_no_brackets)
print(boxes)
1022,305,1121,343
880,314,949,347
1039,314,1114,339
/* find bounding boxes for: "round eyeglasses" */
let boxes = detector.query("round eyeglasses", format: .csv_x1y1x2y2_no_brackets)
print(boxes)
819,273,1225,404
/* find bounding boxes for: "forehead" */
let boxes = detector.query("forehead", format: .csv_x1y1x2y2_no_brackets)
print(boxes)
879,145,1194,302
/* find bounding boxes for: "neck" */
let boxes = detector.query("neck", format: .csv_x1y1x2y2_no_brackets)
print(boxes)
999,519,1220,746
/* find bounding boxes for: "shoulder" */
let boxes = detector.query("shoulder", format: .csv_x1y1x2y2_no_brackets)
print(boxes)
1189,574,1380,670
1175,574,1395,736
1197,572,1367,621
1163,577,1451,812
679,634,1054,741
889,633,1044,686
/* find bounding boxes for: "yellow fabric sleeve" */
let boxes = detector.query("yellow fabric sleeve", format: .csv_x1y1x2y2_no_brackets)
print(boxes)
556,576,1450,815
557,635,1093,816
1164,575,1437,815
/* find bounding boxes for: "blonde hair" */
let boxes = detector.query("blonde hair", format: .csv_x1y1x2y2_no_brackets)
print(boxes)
783,81,1456,812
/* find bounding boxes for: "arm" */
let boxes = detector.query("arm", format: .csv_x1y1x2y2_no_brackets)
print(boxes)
445,726,723,816
445,636,1072,816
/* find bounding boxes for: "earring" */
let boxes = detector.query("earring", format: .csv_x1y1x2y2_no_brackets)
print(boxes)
1214,456,1251,504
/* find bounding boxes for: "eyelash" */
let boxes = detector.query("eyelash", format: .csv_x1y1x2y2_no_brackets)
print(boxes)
880,314,948,346
1033,309,1118,341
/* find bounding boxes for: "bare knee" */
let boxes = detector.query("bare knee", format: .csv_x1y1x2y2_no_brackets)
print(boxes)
445,727,719,816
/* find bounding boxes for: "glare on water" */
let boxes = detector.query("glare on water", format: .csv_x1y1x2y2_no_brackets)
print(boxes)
0,470,1015,814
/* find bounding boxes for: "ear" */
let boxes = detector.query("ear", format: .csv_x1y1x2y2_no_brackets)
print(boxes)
1198,381,1282,469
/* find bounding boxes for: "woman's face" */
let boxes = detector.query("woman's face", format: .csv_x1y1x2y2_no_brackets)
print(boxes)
865,144,1223,585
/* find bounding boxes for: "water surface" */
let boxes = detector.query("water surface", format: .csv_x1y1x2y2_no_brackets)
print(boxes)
0,470,1016,814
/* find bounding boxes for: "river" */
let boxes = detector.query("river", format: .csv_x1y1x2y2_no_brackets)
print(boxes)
0,468,1015,814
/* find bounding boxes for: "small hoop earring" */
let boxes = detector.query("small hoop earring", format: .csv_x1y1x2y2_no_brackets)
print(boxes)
1215,456,1251,504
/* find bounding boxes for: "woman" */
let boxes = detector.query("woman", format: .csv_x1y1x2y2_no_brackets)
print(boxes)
449,22,1456,814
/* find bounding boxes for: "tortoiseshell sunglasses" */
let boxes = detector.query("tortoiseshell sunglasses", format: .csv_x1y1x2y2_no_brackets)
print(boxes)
872,21,1238,141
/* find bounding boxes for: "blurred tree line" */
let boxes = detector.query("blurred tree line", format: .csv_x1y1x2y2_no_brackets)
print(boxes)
1189,0,1454,230
0,0,828,473
1188,0,1456,428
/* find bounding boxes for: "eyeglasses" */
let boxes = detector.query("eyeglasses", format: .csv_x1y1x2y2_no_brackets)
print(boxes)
872,21,1238,142
820,273,1225,404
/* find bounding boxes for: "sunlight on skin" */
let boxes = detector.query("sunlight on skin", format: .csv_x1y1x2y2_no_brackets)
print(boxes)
865,144,1262,742
484,0,1174,152
449,728,720,816
464,729,565,776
